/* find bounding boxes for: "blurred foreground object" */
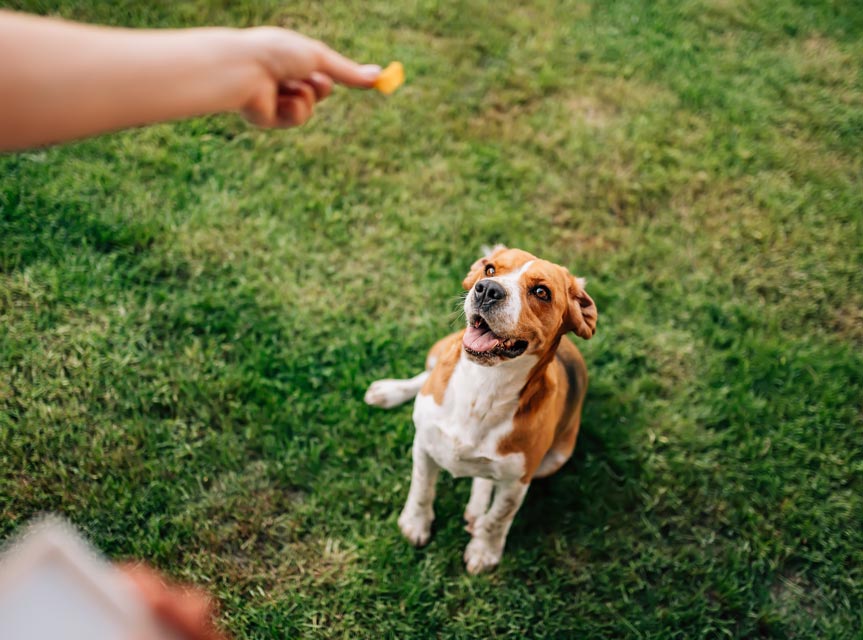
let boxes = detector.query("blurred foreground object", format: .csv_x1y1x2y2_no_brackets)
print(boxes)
0,517,226,640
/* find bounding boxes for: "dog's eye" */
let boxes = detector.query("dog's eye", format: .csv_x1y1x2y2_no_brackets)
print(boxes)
532,285,551,301
484,264,496,277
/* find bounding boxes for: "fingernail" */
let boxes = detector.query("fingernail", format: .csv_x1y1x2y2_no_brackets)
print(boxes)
360,64,382,80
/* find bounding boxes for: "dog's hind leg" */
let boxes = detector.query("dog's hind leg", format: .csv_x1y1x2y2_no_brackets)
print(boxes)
365,331,458,408
364,371,430,408
533,448,571,479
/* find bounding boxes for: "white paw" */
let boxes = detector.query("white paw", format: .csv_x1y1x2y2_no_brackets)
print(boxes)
398,508,433,547
463,537,502,575
364,380,409,408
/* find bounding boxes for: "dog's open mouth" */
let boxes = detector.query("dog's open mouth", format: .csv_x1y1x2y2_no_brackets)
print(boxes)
463,316,528,359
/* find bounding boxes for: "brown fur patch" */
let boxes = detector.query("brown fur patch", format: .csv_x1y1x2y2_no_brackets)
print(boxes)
498,338,588,482
420,331,464,405
462,248,537,291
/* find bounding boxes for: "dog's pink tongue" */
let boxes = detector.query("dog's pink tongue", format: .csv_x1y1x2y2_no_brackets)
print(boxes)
463,325,501,352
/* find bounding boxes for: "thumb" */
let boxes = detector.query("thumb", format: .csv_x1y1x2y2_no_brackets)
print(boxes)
315,45,380,88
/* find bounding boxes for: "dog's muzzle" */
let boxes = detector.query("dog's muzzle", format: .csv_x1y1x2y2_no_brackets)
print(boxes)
473,278,506,311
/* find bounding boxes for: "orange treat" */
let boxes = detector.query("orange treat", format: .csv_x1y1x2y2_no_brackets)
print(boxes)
374,61,405,95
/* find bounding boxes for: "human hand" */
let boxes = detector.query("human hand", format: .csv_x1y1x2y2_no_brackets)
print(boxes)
236,27,381,128
0,12,380,149
121,563,229,640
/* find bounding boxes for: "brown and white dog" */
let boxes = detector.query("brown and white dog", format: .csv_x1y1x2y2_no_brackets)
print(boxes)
364,246,597,574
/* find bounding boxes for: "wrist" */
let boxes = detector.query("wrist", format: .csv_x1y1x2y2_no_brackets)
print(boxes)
190,27,271,114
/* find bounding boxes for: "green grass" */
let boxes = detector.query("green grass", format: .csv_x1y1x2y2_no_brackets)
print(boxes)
2,0,862,637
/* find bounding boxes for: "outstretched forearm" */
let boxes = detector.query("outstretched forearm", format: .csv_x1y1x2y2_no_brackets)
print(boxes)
0,11,379,151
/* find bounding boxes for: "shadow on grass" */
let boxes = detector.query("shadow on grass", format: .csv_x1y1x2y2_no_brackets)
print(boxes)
511,376,647,552
0,176,159,275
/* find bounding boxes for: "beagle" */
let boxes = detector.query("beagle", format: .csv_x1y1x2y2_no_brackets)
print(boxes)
364,247,597,574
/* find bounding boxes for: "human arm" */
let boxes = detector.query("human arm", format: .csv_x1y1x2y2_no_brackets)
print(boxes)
0,10,380,151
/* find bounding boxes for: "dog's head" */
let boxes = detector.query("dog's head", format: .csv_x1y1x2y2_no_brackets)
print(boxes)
461,246,597,365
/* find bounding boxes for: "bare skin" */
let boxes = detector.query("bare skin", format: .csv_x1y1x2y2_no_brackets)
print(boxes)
0,10,381,150
121,563,228,640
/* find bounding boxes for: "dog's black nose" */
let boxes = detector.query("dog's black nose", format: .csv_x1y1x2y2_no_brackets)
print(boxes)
474,279,506,308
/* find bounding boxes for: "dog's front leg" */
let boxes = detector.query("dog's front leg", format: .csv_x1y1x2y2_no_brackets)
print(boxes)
463,480,528,574
398,443,439,547
463,478,493,533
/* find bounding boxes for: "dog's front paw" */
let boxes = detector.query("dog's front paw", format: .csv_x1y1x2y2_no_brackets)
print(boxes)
463,537,502,575
398,508,433,547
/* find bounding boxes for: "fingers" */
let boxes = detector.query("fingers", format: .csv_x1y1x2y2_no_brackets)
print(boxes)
121,563,227,640
240,28,381,128
314,43,380,88
307,71,333,100
276,79,316,127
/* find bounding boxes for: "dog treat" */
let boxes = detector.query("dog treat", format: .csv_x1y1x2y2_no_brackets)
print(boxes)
374,61,405,95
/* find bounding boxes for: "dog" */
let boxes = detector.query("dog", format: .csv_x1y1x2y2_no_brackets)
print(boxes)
364,246,597,574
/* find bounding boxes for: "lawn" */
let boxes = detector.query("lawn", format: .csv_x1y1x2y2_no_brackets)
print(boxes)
1,0,862,637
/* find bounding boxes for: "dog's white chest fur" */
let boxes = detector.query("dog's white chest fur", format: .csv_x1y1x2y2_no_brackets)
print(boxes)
412,356,535,481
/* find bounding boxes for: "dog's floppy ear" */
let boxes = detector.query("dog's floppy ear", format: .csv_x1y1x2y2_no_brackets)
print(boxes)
462,244,507,290
566,275,597,339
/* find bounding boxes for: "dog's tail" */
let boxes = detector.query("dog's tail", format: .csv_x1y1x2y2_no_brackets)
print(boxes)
364,371,430,409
